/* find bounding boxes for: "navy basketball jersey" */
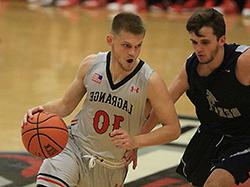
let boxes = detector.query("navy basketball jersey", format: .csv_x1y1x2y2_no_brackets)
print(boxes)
71,51,154,160
185,44,250,135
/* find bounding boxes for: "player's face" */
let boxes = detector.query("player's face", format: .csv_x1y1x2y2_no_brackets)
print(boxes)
189,26,225,64
108,30,144,72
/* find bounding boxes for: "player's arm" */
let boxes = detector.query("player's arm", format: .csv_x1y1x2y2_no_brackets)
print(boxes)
40,56,90,116
168,64,189,103
236,48,250,86
133,71,181,147
139,64,189,135
23,54,96,123
110,71,181,149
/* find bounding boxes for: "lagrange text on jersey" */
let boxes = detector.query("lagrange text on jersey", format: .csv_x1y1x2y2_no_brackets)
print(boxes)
89,91,133,115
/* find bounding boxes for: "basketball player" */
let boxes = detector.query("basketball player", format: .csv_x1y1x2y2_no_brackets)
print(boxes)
143,8,250,187
23,12,180,187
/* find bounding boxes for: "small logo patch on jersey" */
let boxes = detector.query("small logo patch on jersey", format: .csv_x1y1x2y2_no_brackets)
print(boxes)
130,86,139,93
92,73,103,84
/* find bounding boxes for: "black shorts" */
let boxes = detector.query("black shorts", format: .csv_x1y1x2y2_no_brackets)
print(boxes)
176,126,250,186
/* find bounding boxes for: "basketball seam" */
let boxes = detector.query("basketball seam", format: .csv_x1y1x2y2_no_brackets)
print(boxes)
27,134,39,151
22,127,68,136
27,133,66,158
27,114,60,124
37,112,47,158
38,133,66,150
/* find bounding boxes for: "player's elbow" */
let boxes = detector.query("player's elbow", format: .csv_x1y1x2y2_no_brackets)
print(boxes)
159,123,181,144
173,126,181,140
59,99,76,117
60,105,74,117
43,99,71,117
169,123,181,141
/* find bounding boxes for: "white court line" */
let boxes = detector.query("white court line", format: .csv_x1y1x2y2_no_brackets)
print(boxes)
0,176,12,186
23,184,35,187
125,145,184,183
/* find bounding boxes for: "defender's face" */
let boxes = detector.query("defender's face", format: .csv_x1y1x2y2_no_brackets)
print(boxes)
189,26,225,64
107,30,144,72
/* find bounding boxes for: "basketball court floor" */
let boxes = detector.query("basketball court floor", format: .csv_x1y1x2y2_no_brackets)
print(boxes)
0,1,250,186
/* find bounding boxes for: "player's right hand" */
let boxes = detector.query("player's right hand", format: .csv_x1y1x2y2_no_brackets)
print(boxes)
22,106,44,126
110,129,139,150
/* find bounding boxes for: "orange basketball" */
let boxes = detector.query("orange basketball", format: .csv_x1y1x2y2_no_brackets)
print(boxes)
21,111,68,159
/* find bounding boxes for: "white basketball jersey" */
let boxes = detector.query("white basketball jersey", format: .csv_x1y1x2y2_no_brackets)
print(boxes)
71,51,154,161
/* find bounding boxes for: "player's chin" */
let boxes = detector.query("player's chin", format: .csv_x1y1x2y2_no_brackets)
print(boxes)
124,64,134,72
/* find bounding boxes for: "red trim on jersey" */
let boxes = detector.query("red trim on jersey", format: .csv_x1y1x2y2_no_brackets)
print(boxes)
37,176,65,187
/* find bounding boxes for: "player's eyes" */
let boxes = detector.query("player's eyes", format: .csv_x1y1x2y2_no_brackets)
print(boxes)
191,41,197,45
201,41,209,45
122,44,131,48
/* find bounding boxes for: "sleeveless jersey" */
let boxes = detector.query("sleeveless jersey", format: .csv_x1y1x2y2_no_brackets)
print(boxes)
186,44,250,135
70,51,154,160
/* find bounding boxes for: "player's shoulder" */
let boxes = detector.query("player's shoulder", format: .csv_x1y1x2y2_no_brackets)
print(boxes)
147,70,165,87
238,46,250,68
225,43,249,59
186,52,196,62
235,45,250,85
185,53,197,73
81,52,104,64
79,51,109,70
234,44,250,54
79,53,96,65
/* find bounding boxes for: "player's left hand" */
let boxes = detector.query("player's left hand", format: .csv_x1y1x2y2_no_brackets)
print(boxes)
123,149,138,169
110,129,139,150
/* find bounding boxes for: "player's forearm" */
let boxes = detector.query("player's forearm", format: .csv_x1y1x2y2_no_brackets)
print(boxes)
136,124,180,148
141,110,159,134
42,98,72,117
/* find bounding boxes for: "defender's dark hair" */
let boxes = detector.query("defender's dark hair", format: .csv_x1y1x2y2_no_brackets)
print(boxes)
112,12,145,35
186,8,225,39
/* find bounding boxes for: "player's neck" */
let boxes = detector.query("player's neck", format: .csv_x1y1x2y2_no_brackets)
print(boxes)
110,59,139,84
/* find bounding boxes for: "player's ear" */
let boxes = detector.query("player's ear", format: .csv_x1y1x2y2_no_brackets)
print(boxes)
218,35,226,46
106,34,113,45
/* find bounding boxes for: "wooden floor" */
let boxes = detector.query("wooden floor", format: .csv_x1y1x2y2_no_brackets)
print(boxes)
1,0,250,152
